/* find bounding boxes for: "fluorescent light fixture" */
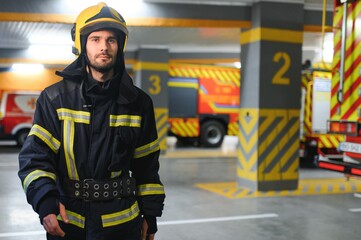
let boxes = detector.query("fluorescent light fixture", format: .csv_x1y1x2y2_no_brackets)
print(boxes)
234,62,241,69
66,0,144,15
322,34,334,63
27,44,74,61
11,63,44,73
29,35,72,46
322,48,334,63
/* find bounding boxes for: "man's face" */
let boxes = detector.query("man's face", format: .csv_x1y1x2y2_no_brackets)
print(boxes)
86,30,118,73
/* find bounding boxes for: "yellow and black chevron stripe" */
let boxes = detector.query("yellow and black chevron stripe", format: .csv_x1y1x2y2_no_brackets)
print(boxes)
169,64,240,87
303,81,313,136
317,134,344,148
237,108,299,182
154,108,168,151
196,177,361,199
301,72,312,89
227,121,239,136
168,118,199,137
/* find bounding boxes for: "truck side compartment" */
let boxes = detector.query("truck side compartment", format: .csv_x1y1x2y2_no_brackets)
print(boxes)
168,63,240,148
0,91,40,146
317,0,361,176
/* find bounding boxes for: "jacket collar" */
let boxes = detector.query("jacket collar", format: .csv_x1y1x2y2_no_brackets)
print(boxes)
116,70,138,104
56,56,138,105
55,56,85,80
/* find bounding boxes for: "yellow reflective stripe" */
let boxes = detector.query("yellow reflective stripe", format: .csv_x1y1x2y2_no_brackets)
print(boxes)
57,210,85,229
22,170,56,191
111,171,122,178
57,108,90,124
101,202,140,227
56,109,84,180
137,184,165,196
63,119,79,180
134,139,160,159
29,124,60,153
109,114,142,127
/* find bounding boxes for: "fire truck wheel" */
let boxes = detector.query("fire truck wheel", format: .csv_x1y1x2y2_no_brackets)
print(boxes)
200,120,225,148
16,129,30,146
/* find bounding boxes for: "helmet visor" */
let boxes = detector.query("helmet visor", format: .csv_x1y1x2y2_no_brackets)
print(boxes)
80,21,128,36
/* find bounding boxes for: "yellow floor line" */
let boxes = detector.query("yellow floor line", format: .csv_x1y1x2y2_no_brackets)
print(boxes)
195,178,361,199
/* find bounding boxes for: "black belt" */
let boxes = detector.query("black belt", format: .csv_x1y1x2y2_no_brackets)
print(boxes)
62,177,136,201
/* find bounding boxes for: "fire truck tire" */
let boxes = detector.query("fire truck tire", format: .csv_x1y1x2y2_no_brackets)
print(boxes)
16,129,30,146
200,120,225,148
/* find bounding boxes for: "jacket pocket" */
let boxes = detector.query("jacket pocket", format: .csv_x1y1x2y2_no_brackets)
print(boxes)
108,127,135,172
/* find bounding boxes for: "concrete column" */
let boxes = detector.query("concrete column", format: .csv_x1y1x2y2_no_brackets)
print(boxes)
133,47,169,152
238,1,304,191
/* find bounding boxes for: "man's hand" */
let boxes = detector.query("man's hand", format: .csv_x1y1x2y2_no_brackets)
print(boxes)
42,203,69,237
141,218,155,240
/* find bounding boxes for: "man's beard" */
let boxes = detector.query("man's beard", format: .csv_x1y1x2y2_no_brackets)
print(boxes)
89,61,115,73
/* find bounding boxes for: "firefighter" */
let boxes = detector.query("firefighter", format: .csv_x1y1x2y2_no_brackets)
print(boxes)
18,2,165,240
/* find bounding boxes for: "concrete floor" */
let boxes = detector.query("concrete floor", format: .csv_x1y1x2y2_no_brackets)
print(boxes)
1,137,361,240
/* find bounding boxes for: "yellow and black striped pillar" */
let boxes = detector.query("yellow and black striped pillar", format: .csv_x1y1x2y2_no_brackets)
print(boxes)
133,47,169,153
238,2,303,191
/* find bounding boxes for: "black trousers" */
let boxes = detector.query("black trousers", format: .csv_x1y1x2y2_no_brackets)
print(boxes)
46,230,140,240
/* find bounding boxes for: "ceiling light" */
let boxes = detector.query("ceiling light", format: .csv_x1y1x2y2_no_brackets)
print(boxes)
27,45,74,61
11,63,44,73
65,0,145,15
29,35,72,46
234,62,241,69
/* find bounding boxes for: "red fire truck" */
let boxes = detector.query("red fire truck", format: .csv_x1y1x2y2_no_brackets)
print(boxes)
317,0,361,176
300,63,344,167
168,63,240,147
0,91,40,146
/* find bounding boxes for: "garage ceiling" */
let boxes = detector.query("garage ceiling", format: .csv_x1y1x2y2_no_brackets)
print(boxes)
0,0,334,65
145,0,333,10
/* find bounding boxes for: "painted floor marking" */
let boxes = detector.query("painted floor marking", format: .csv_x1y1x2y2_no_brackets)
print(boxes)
349,208,361,212
196,178,361,199
0,214,278,237
0,230,44,238
158,213,278,226
354,193,361,198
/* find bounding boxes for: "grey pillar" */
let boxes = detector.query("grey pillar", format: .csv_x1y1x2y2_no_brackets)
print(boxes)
133,47,169,152
238,1,304,191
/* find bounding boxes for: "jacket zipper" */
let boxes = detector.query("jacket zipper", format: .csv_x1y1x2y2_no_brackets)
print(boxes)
86,100,95,178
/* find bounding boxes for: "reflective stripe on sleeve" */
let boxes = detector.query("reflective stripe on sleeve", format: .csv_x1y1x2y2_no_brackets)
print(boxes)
57,108,90,124
109,114,142,127
101,201,140,228
29,124,60,153
137,184,165,196
133,139,160,159
57,210,85,228
22,170,56,192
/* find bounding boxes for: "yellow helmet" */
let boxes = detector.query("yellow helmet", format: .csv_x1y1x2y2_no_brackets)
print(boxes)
71,2,128,55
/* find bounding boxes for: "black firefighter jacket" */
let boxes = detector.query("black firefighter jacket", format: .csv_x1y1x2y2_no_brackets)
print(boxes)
18,58,165,239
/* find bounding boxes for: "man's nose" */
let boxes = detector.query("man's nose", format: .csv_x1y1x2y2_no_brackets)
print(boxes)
100,40,109,51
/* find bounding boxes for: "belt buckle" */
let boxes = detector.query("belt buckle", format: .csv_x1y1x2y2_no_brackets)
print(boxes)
82,179,94,201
